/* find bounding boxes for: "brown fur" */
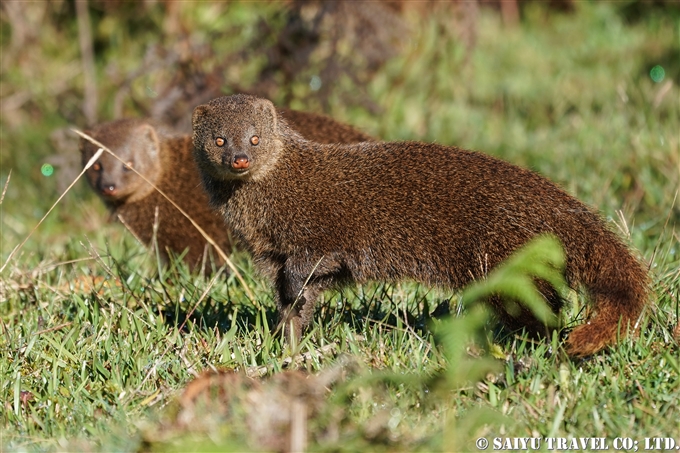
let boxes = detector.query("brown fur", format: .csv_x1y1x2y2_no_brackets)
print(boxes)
192,94,650,357
80,112,371,272
278,108,373,143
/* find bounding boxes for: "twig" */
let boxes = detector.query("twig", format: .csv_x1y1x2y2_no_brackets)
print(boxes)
33,322,73,337
0,170,10,205
290,399,307,453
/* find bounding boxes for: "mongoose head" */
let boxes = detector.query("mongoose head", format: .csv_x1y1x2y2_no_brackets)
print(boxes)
192,94,283,182
80,119,163,205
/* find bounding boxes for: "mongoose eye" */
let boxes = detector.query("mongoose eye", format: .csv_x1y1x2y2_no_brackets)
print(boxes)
92,162,101,171
123,161,133,172
250,135,260,146
215,137,225,147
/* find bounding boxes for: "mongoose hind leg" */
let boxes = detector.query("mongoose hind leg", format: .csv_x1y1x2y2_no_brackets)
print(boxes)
487,279,564,341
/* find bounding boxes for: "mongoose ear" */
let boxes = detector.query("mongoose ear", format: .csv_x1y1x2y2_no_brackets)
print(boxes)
192,105,210,132
254,98,279,134
135,124,161,161
78,131,91,155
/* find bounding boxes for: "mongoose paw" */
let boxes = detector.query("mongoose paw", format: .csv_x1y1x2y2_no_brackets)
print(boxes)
279,314,304,347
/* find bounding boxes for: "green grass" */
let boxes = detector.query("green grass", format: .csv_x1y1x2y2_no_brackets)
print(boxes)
1,2,679,451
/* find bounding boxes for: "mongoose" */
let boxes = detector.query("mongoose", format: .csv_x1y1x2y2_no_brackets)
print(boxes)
191,94,650,357
80,119,232,272
80,112,371,272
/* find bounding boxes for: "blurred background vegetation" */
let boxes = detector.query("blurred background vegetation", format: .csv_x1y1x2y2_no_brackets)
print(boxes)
1,0,678,257
1,1,679,451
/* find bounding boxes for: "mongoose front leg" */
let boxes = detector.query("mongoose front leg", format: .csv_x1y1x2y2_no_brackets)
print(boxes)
275,255,342,343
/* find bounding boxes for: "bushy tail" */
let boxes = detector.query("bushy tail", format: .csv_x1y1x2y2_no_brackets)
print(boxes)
565,231,650,357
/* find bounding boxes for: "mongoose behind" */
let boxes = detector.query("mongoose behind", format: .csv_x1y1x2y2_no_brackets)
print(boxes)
80,112,372,272
192,94,650,357
80,119,231,272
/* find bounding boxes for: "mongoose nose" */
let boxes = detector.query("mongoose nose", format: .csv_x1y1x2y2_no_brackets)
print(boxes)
232,155,250,170
101,184,117,196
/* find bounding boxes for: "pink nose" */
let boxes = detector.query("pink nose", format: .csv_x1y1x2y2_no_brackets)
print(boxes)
101,184,117,196
232,156,250,170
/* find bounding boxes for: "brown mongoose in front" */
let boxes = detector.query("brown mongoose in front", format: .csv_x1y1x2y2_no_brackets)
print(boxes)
191,94,650,357
80,112,372,272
